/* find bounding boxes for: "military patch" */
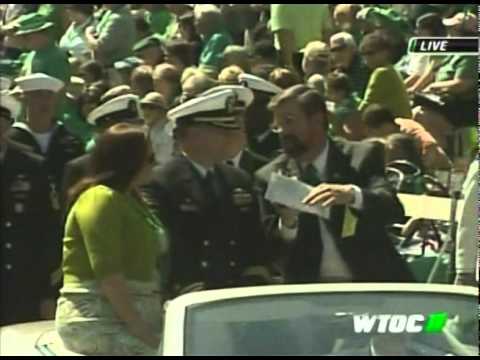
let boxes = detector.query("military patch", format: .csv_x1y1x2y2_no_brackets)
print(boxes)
232,188,253,208
10,178,31,192
179,198,200,212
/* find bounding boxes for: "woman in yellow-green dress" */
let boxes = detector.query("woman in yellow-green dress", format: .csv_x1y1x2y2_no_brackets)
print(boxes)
55,123,168,355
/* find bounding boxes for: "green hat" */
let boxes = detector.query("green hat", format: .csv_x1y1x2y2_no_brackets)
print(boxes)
133,35,163,53
13,13,54,36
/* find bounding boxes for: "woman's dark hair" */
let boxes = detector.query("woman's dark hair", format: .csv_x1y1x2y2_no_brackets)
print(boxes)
326,71,352,94
78,82,108,110
68,123,150,206
65,4,95,17
165,40,197,68
415,13,446,37
252,40,277,63
268,84,327,118
269,68,302,89
359,30,395,63
386,133,424,171
79,60,105,83
362,103,395,129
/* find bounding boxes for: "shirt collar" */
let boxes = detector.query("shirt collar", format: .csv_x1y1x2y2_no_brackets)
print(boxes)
230,150,243,168
186,156,212,178
307,139,330,179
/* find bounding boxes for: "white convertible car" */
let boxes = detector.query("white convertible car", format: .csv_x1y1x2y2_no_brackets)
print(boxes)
0,284,478,356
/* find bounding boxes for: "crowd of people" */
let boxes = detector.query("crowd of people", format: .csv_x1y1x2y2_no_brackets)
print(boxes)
0,4,477,355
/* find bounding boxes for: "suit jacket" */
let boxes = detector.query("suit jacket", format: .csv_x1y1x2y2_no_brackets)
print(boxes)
255,138,412,283
238,148,271,176
61,153,91,212
143,156,270,295
1,141,57,325
8,124,85,204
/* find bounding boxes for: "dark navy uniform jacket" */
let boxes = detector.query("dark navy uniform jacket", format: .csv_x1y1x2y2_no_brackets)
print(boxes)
1,141,57,326
143,155,271,297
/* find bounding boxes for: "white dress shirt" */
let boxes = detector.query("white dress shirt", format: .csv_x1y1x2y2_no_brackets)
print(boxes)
150,121,175,169
278,141,364,282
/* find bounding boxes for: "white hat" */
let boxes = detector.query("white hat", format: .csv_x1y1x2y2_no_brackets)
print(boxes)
200,85,254,108
442,12,477,33
12,73,65,94
238,73,282,95
87,94,142,126
0,92,21,121
166,89,245,135
0,77,12,91
330,32,357,50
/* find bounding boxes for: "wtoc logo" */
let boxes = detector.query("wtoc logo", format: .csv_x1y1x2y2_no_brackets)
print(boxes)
353,312,448,334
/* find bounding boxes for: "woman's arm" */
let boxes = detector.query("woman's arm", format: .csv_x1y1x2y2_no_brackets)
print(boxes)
407,61,435,93
76,187,159,347
424,78,474,96
100,274,159,348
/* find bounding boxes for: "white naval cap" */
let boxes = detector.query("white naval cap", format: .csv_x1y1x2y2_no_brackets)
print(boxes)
200,85,254,108
87,94,142,126
166,89,246,135
12,73,65,94
238,73,282,95
0,77,12,91
0,92,21,121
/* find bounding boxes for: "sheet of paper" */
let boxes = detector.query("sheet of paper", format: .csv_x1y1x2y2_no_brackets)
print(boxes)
265,173,330,219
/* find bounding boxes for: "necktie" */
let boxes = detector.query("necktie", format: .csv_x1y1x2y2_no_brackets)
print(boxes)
203,170,220,204
303,164,321,186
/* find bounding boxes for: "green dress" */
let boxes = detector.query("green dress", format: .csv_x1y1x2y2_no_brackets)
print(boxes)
56,185,168,355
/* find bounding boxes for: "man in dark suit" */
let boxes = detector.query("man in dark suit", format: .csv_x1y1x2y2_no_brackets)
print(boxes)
256,85,412,283
144,87,271,297
1,92,57,325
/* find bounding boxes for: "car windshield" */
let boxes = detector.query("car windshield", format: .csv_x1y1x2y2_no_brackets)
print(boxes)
184,291,478,356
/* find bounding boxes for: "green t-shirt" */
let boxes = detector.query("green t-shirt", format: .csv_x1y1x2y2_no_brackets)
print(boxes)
270,4,333,51
60,98,94,145
21,43,71,83
63,185,167,284
145,9,172,37
199,31,233,70
359,65,412,118
435,55,476,83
